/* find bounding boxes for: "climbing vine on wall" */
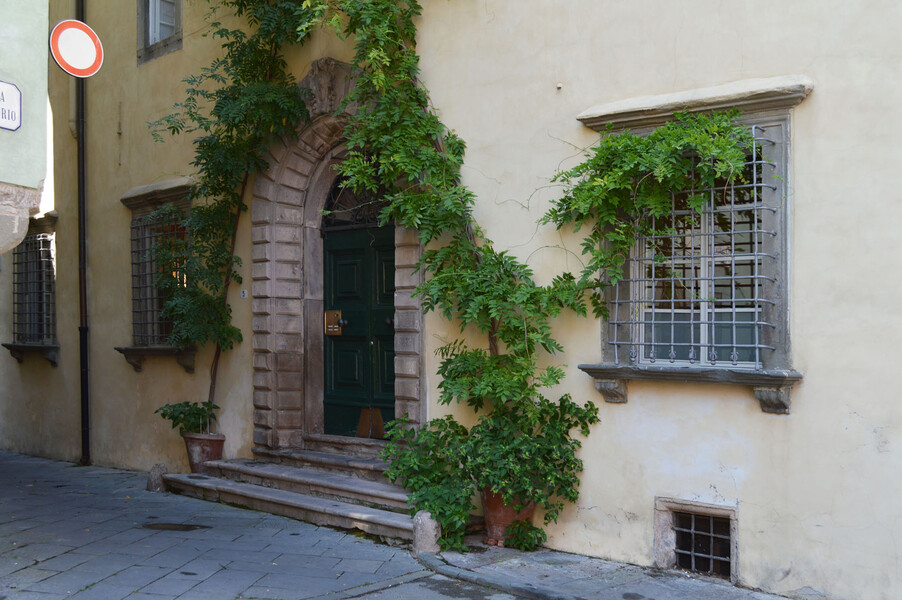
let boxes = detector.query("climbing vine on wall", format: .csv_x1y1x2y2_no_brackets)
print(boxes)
151,0,313,402
296,0,599,551
154,0,752,552
543,111,754,317
153,0,599,550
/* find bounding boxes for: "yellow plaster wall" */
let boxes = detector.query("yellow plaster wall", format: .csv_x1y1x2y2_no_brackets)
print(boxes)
2,2,899,598
4,1,360,472
415,2,902,599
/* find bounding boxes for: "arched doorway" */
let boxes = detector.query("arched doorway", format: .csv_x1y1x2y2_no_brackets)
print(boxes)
248,58,425,450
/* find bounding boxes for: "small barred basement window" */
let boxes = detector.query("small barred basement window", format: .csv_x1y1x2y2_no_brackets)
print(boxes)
654,497,736,581
12,233,57,345
673,511,732,578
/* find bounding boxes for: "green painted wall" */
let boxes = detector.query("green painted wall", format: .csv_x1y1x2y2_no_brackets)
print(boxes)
0,0,49,191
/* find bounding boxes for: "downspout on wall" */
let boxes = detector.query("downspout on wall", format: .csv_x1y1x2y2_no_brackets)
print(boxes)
76,0,91,465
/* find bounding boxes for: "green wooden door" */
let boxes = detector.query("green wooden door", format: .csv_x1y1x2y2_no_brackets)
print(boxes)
323,226,395,437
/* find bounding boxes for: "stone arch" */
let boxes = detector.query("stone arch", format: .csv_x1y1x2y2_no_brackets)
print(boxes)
250,59,425,449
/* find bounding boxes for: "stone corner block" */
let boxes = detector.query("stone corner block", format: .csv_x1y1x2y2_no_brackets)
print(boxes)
412,510,441,556
146,463,168,492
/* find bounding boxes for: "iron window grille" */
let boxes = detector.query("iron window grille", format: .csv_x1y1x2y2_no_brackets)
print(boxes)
607,119,787,371
322,175,391,231
130,212,185,346
673,511,732,578
12,234,57,345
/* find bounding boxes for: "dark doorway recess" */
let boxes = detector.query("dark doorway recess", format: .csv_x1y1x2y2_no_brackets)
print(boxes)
322,180,395,437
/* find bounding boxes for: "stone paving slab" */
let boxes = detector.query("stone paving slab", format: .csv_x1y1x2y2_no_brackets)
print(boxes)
0,450,802,600
434,538,793,600
0,451,428,599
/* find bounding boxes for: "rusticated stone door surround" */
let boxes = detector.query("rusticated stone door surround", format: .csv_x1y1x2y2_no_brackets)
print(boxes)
250,58,425,449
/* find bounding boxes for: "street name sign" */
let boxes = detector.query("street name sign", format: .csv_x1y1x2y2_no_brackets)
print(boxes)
0,81,21,131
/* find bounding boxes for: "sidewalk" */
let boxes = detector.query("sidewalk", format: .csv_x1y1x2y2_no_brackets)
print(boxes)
423,542,789,600
0,452,427,599
0,451,792,600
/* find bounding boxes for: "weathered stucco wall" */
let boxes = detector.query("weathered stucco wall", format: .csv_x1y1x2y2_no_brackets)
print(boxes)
1,2,898,599
415,2,901,600
0,1,247,471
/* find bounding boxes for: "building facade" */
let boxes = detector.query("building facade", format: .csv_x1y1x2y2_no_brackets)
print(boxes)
0,0,50,252
1,2,900,599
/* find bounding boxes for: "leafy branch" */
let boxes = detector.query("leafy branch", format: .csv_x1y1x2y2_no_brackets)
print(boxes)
150,0,315,403
543,111,753,317
295,0,599,550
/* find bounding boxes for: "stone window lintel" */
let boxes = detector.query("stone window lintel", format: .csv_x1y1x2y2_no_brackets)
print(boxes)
577,74,813,131
120,177,193,216
579,364,802,415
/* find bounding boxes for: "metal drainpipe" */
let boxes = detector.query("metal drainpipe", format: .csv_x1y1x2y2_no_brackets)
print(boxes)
76,0,91,466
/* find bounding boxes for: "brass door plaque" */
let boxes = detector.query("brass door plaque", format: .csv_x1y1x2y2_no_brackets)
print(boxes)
324,309,343,336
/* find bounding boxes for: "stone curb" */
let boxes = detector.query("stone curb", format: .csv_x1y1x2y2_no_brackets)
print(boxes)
414,552,590,600
319,569,433,599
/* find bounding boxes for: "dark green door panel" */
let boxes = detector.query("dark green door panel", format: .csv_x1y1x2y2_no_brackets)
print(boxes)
323,226,395,437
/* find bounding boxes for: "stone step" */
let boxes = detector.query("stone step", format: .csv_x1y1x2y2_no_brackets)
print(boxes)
205,459,409,513
163,473,414,541
253,447,390,482
304,433,388,459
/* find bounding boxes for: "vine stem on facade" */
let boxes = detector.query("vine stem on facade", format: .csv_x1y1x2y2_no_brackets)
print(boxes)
206,173,248,409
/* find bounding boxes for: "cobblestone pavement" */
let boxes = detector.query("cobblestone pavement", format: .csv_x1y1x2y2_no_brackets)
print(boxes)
0,452,433,599
0,451,796,600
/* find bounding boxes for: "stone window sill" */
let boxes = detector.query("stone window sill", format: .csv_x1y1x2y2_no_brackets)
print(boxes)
578,364,803,414
2,343,59,366
115,345,195,374
137,34,183,66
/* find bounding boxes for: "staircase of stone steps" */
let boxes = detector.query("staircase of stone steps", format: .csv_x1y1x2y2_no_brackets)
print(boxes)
162,435,415,542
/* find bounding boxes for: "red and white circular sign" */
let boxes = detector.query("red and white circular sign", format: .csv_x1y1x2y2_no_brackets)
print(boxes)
50,20,103,78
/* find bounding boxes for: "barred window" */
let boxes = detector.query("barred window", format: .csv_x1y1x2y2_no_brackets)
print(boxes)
130,212,185,346
12,233,57,345
116,178,195,372
608,117,788,371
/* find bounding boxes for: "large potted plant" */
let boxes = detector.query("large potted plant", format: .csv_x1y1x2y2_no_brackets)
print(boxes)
155,400,223,474
383,393,598,551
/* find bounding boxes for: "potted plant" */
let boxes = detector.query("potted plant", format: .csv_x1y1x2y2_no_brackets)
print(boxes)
383,393,598,551
155,400,224,474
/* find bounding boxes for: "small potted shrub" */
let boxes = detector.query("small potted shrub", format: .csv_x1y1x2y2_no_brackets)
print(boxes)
155,400,224,474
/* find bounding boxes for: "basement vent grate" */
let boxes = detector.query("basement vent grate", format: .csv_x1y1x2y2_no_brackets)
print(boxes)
673,511,731,578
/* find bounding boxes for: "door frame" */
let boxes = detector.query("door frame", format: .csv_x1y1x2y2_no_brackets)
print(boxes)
247,59,426,449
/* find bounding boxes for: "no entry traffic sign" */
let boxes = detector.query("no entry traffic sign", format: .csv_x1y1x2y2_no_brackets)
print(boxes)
50,20,103,78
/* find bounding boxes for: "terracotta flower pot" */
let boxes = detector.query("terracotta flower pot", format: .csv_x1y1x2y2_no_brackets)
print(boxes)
181,432,225,474
481,488,536,546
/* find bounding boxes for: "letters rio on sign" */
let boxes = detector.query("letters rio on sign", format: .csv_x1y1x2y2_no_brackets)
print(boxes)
0,81,21,132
